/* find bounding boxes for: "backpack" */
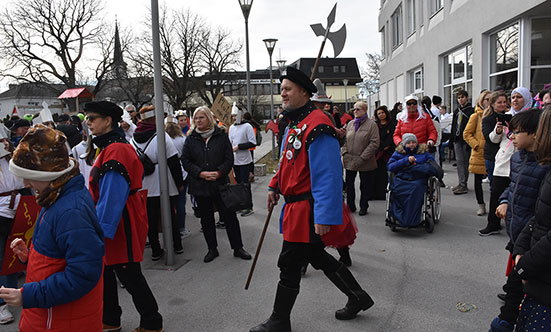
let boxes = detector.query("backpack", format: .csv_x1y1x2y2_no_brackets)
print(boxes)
255,126,262,146
132,134,157,176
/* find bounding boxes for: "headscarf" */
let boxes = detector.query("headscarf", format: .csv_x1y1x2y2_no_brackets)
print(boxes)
510,87,533,114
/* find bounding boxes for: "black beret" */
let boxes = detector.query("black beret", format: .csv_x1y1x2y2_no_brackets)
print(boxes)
280,66,317,96
9,119,31,131
57,114,70,122
56,124,82,149
84,101,123,122
432,95,442,105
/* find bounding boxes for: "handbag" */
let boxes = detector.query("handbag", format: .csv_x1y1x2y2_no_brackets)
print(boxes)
218,182,253,212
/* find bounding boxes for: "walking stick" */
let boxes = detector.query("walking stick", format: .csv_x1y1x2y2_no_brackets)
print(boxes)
245,204,274,290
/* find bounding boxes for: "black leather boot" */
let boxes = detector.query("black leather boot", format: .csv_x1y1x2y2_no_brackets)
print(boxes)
250,283,299,332
325,263,374,320
337,247,352,267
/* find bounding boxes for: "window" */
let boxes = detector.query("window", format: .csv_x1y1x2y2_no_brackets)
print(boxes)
531,18,551,92
391,4,403,49
318,66,324,73
429,0,442,16
490,23,519,91
408,67,423,94
340,66,346,73
407,0,416,35
442,44,473,111
333,65,340,73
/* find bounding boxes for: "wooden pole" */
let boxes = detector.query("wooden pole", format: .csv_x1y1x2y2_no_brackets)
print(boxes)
310,38,327,81
245,204,274,290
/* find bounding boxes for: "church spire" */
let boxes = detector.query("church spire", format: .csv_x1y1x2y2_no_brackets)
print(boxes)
112,18,127,79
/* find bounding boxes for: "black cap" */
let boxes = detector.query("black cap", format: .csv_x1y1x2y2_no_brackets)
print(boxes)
56,124,82,149
432,95,442,105
57,114,70,123
9,119,31,131
280,66,317,96
84,101,123,122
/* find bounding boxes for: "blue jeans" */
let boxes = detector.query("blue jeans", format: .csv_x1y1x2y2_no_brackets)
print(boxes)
0,216,18,304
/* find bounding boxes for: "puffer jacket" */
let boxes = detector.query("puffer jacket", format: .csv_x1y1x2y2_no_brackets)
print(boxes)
392,110,438,146
387,143,436,179
501,150,551,250
463,106,486,175
513,170,551,305
341,117,380,172
20,175,104,332
181,126,233,197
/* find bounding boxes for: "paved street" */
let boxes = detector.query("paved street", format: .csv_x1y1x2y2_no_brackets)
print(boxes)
2,135,510,331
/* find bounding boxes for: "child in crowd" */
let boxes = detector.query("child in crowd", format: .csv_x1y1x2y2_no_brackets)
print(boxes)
0,125,104,332
488,109,549,332
504,106,551,332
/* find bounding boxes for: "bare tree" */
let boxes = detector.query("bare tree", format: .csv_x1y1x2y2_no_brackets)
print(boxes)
361,52,383,94
0,0,110,96
196,27,242,107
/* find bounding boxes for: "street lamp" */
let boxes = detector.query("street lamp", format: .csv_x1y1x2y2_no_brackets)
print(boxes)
343,79,349,113
276,59,287,74
239,0,253,116
263,38,277,160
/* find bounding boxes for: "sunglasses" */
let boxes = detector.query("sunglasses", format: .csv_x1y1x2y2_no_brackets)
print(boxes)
406,101,417,106
85,115,105,122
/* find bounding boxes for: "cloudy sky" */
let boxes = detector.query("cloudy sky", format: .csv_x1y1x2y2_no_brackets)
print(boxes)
0,0,381,90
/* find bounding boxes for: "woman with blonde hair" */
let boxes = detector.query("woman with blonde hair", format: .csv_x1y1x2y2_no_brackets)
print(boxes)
181,106,251,263
463,90,492,216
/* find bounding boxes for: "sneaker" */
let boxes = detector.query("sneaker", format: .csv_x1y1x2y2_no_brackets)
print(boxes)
240,208,254,217
215,221,226,229
0,304,14,325
489,317,513,332
180,229,192,239
482,177,490,183
477,204,487,216
132,327,163,332
175,247,184,254
102,324,122,332
453,185,468,195
478,226,501,236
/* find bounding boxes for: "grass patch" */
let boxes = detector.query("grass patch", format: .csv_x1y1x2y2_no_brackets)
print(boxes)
257,152,280,174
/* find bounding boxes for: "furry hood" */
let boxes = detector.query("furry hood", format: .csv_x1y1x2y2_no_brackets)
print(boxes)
396,143,428,154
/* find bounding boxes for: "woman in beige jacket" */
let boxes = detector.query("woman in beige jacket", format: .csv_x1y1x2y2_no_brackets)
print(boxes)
463,91,491,216
342,101,380,216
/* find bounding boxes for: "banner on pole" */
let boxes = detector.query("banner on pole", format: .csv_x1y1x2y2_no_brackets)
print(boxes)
211,92,232,127
1,196,41,275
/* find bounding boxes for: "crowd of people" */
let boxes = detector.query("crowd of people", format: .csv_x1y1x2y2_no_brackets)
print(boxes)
0,63,549,332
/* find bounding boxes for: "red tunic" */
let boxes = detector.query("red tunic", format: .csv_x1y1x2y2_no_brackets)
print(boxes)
89,142,148,266
269,109,336,243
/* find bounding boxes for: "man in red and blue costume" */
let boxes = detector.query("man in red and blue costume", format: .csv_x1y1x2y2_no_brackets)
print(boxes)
250,67,374,332
85,101,163,332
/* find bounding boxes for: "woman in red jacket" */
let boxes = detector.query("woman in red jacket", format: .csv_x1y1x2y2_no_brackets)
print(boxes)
393,95,437,148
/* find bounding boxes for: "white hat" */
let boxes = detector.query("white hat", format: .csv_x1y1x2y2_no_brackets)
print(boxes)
404,95,419,104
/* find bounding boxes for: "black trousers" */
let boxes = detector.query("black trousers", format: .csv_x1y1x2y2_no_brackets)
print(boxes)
278,240,341,289
345,169,373,211
498,270,524,325
103,263,162,330
474,173,485,204
195,194,244,250
234,164,250,184
487,176,510,229
146,196,182,255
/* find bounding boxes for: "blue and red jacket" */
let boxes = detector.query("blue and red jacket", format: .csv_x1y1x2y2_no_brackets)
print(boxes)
20,175,104,332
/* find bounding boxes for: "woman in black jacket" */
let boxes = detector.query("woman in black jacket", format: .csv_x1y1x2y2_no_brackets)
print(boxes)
481,91,508,184
511,106,551,332
372,105,395,200
181,106,252,263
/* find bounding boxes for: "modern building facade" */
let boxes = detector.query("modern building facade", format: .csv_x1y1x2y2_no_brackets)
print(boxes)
377,0,551,111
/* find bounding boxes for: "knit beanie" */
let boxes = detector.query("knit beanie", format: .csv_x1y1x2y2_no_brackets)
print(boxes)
401,133,418,145
9,124,74,179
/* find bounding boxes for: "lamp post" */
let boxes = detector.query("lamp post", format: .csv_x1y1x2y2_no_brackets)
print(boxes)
239,0,253,116
263,38,277,160
343,79,349,113
276,59,287,74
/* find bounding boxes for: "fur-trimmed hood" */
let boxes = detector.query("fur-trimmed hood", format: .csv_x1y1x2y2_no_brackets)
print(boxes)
396,143,428,154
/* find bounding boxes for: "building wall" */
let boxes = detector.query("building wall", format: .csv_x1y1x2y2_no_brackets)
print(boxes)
0,97,65,119
378,0,550,110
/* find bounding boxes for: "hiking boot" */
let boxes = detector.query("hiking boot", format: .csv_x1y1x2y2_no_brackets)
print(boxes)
0,304,14,325
478,226,501,236
477,204,487,216
453,185,468,195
